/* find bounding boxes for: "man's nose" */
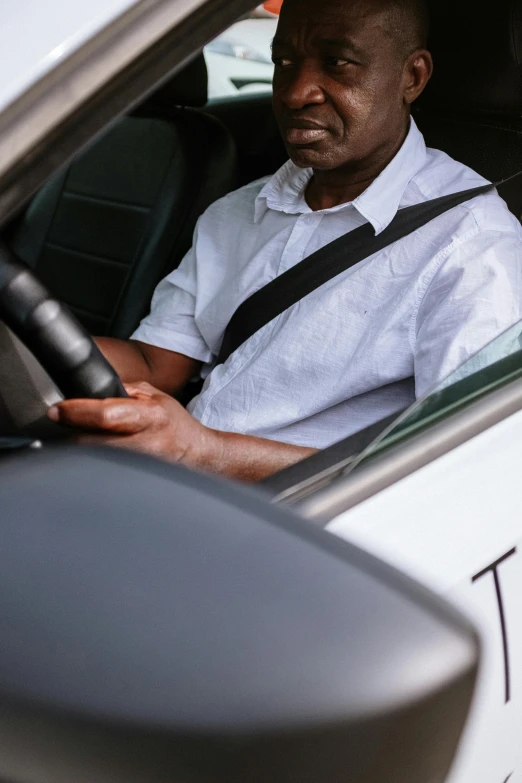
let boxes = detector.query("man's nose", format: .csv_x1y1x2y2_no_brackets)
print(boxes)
276,63,325,109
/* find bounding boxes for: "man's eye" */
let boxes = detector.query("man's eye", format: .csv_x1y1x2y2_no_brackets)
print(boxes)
325,57,352,67
272,57,293,67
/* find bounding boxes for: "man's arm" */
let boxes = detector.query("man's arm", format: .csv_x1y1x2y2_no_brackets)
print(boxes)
48,382,317,482
199,430,317,482
96,338,202,397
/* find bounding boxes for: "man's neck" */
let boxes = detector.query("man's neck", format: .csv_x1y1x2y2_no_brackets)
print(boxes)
305,125,409,212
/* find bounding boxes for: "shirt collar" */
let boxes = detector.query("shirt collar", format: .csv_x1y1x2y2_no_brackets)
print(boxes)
254,118,427,235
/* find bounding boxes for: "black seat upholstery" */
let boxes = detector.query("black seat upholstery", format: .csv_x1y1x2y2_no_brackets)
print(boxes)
8,55,238,338
414,0,522,219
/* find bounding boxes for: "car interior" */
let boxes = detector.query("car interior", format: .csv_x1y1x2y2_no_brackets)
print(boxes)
0,0,518,499
0,0,517,498
4,0,522,341
0,0,520,452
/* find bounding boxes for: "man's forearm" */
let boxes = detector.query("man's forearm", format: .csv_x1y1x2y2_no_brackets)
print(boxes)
95,338,202,396
96,337,154,384
196,428,317,482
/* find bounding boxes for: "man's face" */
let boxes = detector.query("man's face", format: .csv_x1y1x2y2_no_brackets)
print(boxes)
272,0,416,172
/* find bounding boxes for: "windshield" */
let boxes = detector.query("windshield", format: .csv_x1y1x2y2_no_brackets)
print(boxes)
343,318,522,475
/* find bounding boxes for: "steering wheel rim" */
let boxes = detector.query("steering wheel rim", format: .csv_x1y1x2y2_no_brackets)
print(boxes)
0,240,127,400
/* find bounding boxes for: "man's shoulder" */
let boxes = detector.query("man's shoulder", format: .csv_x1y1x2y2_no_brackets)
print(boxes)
412,146,520,236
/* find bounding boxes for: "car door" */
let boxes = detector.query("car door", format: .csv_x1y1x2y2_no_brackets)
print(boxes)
276,324,522,783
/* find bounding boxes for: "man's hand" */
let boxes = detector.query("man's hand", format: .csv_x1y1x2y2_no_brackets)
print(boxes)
48,383,317,482
48,382,213,465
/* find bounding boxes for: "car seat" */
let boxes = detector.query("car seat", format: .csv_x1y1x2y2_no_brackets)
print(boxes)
414,0,522,220
7,55,238,338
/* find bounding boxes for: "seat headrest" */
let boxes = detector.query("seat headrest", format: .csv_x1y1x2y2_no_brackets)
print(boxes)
142,53,208,111
419,0,522,117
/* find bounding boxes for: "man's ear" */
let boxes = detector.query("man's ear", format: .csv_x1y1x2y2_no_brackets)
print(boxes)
403,49,433,105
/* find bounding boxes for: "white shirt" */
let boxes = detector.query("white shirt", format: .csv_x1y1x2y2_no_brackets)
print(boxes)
132,119,522,449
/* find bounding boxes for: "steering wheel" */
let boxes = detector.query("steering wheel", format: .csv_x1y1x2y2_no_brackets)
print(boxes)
0,241,127,403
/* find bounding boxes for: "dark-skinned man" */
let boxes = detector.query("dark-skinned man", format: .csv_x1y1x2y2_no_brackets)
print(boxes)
48,0,522,481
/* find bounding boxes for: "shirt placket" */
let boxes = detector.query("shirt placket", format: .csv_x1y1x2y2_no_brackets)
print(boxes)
277,213,324,274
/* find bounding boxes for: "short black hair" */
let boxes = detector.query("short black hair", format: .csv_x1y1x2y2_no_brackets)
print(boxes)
383,0,430,59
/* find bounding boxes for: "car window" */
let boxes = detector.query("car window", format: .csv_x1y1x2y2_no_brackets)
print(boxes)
345,318,522,474
205,6,278,99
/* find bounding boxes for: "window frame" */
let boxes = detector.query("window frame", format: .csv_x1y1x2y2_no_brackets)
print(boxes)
279,371,522,524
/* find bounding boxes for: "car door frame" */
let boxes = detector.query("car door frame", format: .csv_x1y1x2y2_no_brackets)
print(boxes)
0,0,259,229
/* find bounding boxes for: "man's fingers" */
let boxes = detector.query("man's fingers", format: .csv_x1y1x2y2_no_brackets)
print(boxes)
47,381,179,435
48,398,156,434
124,381,158,398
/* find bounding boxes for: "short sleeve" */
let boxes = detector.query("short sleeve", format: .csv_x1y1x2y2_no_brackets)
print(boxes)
414,228,522,398
131,221,214,363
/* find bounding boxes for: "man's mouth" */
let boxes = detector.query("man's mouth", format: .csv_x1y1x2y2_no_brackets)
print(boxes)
284,120,329,146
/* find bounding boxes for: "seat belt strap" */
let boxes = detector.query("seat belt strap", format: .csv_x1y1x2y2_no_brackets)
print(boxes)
217,182,497,366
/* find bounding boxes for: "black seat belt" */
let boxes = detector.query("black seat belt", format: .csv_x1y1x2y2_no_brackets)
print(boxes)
217,182,498,366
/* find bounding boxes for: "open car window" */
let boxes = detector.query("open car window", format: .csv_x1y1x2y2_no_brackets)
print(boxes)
343,318,522,476
205,7,277,99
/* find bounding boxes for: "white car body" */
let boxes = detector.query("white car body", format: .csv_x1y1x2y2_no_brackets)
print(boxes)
329,412,522,783
0,2,519,782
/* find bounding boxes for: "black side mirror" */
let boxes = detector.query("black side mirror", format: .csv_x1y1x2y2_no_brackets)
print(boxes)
0,447,479,783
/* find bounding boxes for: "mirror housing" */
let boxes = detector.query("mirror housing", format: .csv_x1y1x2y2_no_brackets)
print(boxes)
0,447,479,783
